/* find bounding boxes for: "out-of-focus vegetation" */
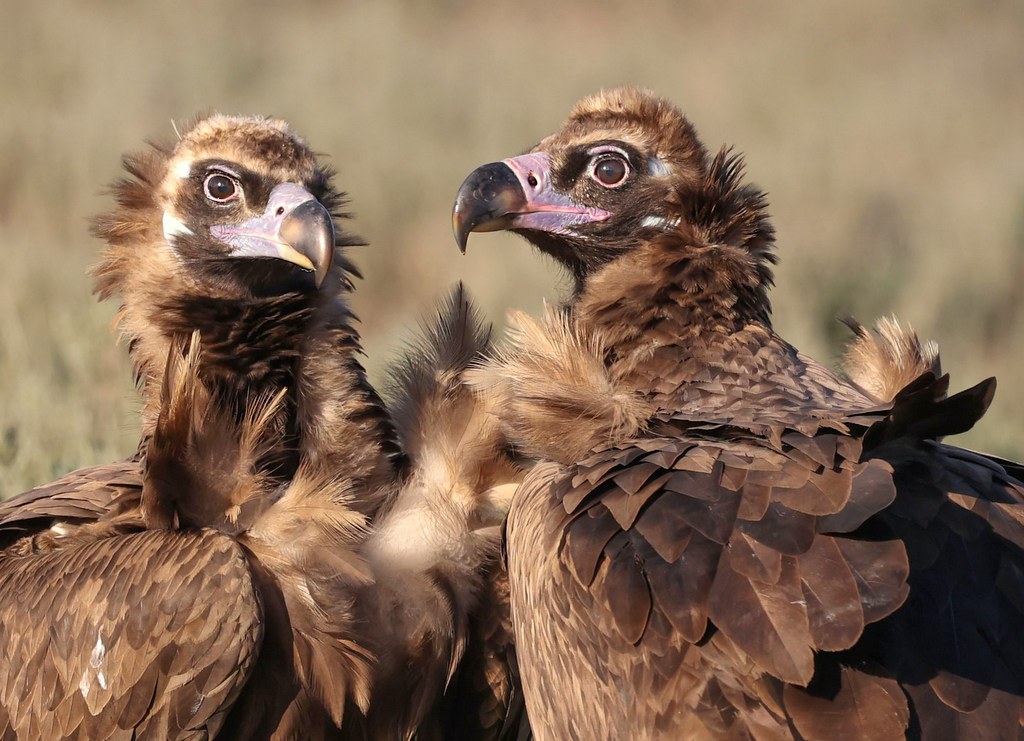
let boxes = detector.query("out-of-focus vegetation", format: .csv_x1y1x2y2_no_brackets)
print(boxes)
1,0,1022,495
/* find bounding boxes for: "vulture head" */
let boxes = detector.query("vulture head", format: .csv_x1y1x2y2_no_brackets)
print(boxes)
92,114,362,427
453,87,776,326
156,116,339,296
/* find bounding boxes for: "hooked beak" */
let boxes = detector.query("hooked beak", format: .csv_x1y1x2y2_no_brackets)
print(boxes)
211,182,334,288
452,152,612,253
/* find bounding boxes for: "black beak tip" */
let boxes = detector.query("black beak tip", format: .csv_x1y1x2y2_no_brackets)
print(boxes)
451,161,525,253
453,205,470,254
313,254,331,288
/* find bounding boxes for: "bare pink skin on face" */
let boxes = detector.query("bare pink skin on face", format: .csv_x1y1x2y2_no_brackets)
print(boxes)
208,182,335,287
502,152,612,234
210,183,319,260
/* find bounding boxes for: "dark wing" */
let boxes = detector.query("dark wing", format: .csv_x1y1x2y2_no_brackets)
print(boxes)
781,436,1024,741
567,432,905,669
0,528,261,739
0,456,143,538
508,380,1024,739
831,438,1024,741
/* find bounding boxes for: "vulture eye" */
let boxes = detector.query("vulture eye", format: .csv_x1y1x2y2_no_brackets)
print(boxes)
590,156,629,188
204,172,239,203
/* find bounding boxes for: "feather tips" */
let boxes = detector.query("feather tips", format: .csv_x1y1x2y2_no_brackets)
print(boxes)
141,330,376,724
842,316,941,403
142,331,284,532
244,466,375,721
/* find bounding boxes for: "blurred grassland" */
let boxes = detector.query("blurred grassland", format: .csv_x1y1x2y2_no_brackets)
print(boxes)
1,0,1023,494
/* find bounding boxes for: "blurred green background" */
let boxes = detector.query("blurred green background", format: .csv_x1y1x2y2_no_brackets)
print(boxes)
2,0,1023,494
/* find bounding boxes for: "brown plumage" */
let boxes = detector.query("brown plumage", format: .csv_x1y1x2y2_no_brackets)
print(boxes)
0,117,518,739
454,87,1024,740
90,114,395,499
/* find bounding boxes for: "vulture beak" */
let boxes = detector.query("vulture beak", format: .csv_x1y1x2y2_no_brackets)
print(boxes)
452,152,612,252
211,182,335,288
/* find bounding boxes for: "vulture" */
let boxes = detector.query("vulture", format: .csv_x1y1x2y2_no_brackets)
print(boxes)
452,87,1024,740
0,115,519,739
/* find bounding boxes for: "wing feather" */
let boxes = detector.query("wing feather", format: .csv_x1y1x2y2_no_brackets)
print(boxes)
0,529,260,739
785,668,909,741
0,458,143,535
530,424,924,718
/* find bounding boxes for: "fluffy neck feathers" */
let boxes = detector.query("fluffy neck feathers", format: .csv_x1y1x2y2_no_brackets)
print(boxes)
573,148,776,349
466,306,654,465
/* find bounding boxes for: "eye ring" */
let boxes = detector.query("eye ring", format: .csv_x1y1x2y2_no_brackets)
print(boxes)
589,155,629,188
203,172,239,203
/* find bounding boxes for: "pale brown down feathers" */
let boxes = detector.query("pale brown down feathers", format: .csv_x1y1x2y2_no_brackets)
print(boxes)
841,315,941,404
359,285,523,739
243,464,376,721
465,304,653,466
387,285,520,516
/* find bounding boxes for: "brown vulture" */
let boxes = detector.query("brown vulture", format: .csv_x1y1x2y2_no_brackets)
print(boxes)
0,116,519,739
452,87,1024,740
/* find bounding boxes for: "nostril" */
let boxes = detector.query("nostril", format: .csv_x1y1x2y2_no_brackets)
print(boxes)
527,173,538,188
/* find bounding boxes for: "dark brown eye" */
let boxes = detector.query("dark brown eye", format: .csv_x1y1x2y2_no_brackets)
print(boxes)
591,156,629,187
204,172,238,203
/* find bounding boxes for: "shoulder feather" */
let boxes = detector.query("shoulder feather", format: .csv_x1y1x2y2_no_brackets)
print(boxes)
841,316,941,403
